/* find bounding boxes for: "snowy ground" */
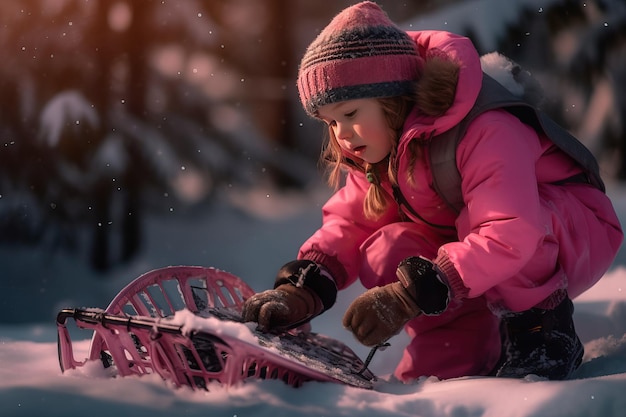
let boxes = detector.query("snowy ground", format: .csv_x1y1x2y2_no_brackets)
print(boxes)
1,183,626,417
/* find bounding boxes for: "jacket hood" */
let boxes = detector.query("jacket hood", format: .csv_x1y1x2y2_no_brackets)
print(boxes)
402,31,483,142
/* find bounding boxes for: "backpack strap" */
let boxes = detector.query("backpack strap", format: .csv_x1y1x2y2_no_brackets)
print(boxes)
429,73,605,214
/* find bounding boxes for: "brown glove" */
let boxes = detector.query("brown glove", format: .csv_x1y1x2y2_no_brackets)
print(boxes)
242,260,337,332
342,281,421,347
343,256,450,347
242,284,323,332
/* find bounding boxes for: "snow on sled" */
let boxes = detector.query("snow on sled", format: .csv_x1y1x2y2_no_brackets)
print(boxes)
56,266,376,390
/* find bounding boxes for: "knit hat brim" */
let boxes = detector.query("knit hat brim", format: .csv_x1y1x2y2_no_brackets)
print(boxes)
297,2,423,116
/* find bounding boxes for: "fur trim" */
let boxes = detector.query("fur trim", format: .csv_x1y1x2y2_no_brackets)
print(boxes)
415,55,460,117
415,52,545,117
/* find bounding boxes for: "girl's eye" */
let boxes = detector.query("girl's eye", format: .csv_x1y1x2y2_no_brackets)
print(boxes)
345,110,357,118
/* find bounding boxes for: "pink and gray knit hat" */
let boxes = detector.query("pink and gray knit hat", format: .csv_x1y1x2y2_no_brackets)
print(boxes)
297,1,423,117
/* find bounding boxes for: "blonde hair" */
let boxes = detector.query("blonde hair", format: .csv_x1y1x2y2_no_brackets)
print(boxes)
318,55,460,220
321,95,415,220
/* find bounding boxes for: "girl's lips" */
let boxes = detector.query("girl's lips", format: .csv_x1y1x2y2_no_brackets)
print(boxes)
353,145,366,155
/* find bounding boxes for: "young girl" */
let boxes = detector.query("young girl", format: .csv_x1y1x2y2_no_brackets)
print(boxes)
242,1,623,381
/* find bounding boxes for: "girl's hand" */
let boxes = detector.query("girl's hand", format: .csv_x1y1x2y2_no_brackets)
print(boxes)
241,284,322,332
342,281,421,346
242,260,333,332
342,256,449,346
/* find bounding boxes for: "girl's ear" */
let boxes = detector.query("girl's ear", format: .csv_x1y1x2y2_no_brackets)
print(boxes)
415,55,460,117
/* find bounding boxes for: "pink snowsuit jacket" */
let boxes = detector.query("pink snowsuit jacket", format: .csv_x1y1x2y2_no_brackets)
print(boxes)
298,31,624,379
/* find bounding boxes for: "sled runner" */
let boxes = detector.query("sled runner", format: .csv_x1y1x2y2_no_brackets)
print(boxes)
56,266,376,390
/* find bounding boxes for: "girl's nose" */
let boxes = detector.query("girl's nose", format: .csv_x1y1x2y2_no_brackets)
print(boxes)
335,122,351,140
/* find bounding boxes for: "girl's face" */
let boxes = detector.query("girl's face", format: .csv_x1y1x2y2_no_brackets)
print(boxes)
317,98,394,164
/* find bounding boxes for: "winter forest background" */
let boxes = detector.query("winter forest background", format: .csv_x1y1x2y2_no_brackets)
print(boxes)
2,0,626,324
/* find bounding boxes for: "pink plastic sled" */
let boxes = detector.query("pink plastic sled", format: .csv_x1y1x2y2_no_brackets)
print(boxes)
56,266,375,390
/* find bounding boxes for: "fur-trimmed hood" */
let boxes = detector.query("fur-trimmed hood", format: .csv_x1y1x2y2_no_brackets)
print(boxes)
402,30,483,143
403,31,543,144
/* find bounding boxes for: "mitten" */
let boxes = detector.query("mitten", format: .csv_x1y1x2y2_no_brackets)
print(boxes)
242,260,336,332
241,284,322,332
342,280,421,346
343,256,450,347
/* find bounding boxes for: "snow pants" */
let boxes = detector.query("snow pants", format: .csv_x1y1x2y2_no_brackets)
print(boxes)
358,222,501,381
